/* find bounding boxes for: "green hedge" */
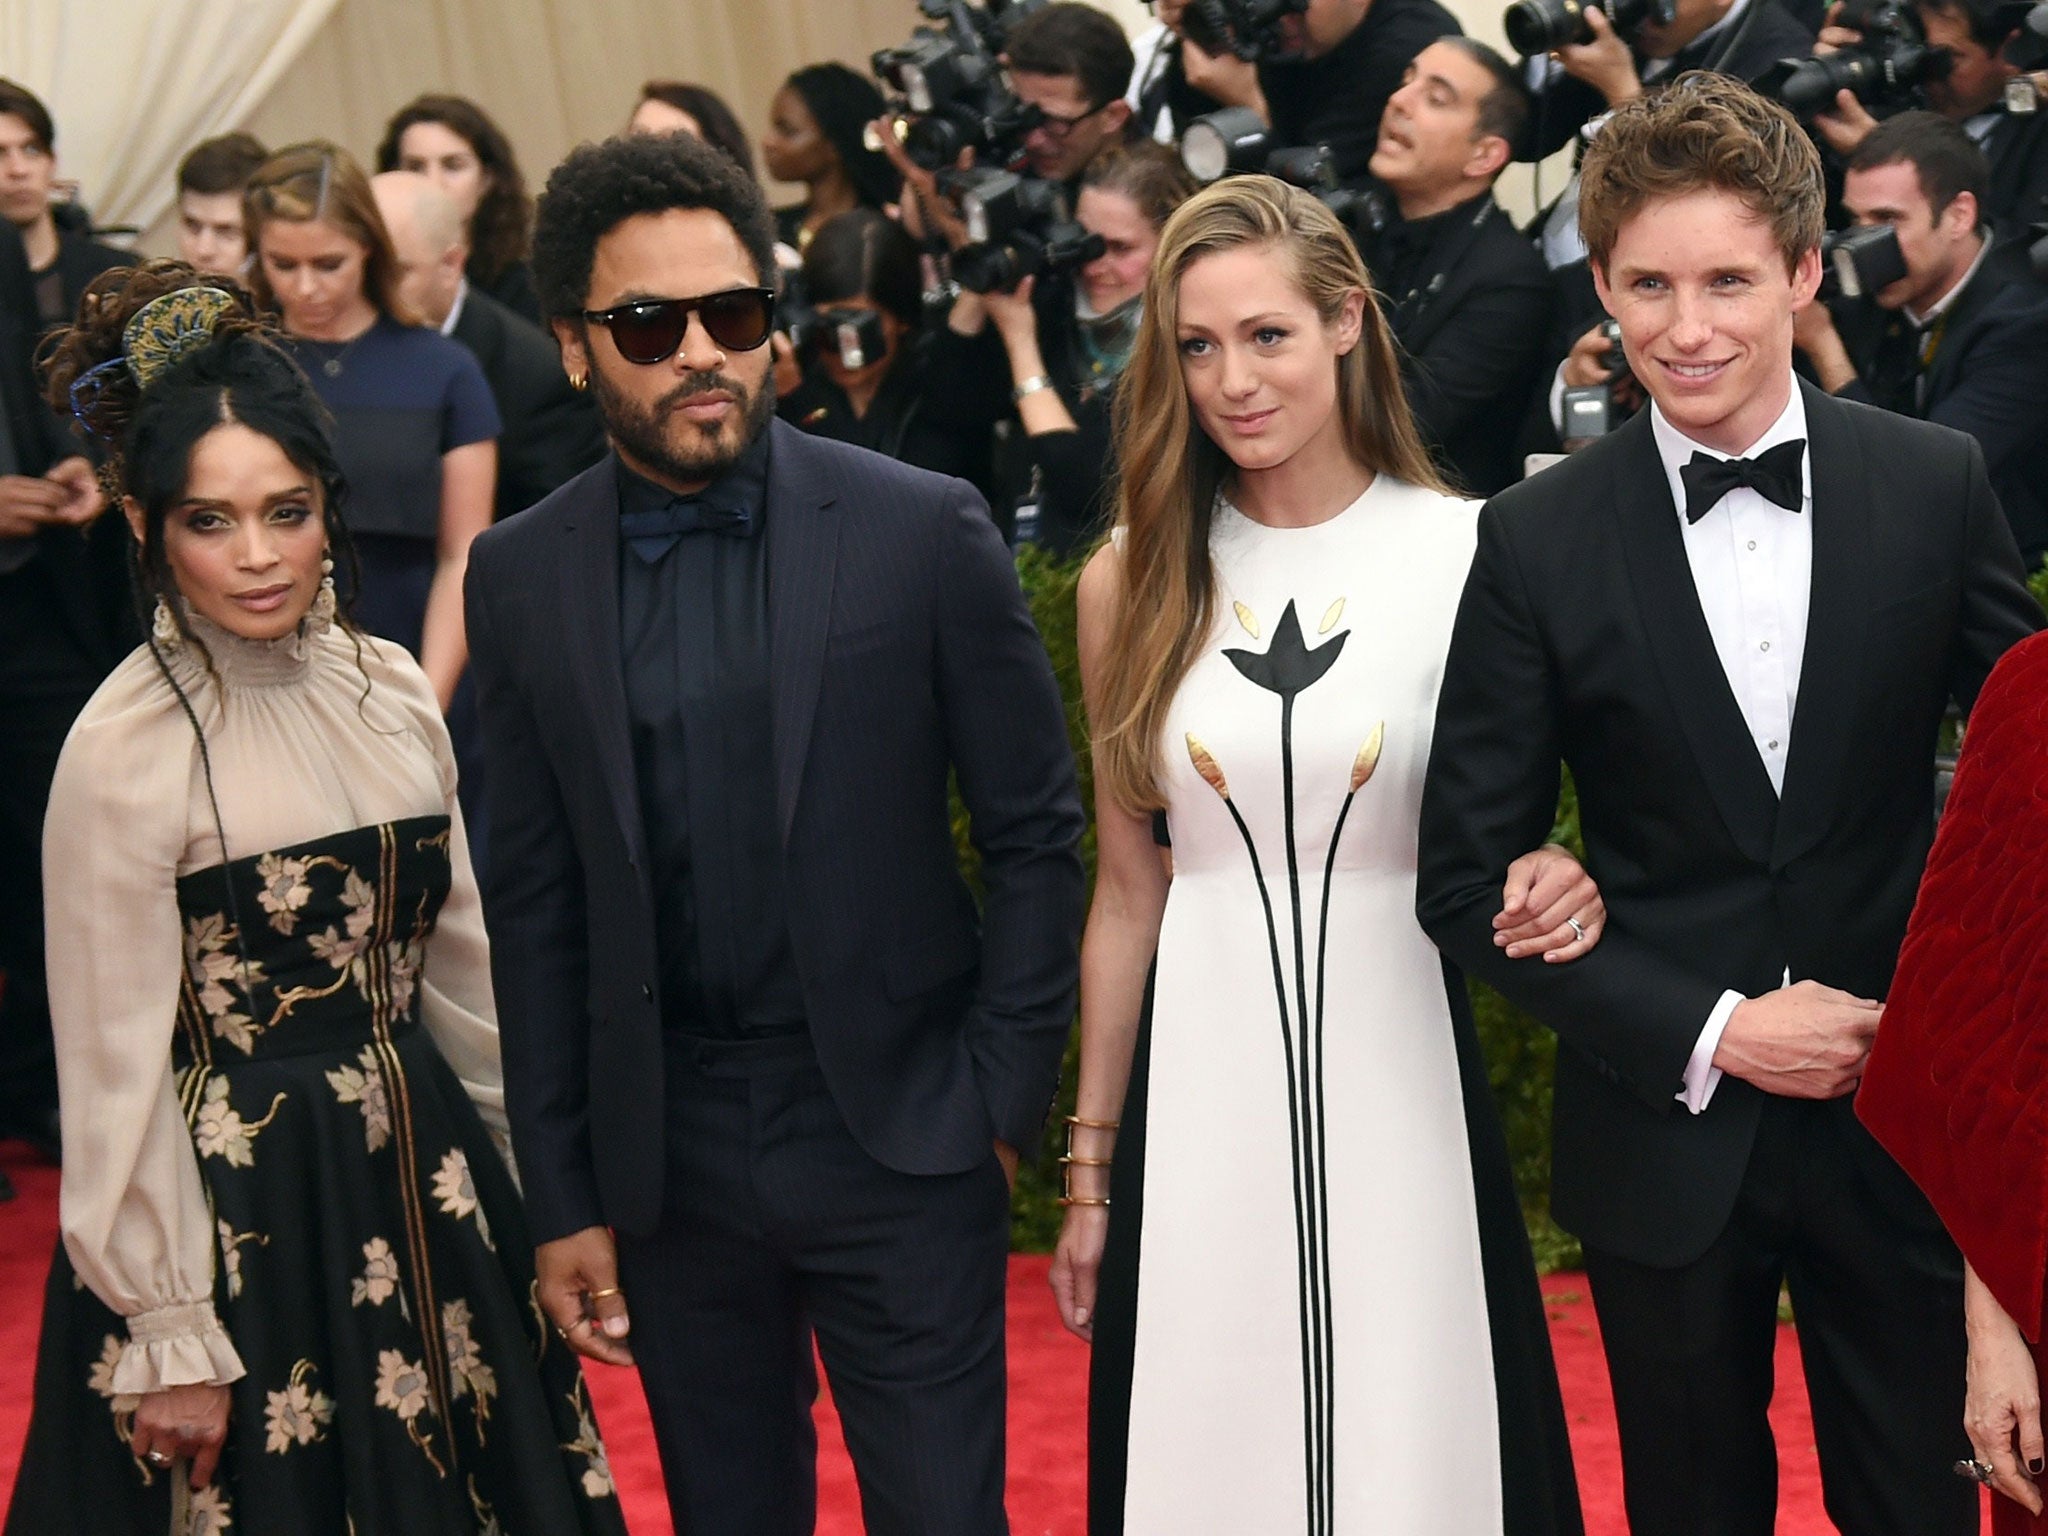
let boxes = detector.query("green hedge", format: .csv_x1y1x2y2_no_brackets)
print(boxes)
980,555,2048,1259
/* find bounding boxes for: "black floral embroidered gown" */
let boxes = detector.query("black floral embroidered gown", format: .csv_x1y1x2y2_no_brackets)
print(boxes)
4,618,625,1536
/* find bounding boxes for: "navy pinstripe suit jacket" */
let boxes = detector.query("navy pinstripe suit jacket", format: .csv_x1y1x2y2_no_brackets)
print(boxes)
465,419,1087,1243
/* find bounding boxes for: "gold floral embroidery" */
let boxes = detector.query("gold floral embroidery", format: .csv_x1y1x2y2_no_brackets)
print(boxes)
216,1220,267,1300
324,1047,391,1153
351,1237,403,1309
253,853,313,935
183,912,266,1054
466,1477,504,1536
305,869,378,983
441,1298,498,1439
374,1348,445,1475
431,1147,491,1249
190,1076,284,1166
562,1377,616,1499
184,1484,233,1534
262,1359,335,1453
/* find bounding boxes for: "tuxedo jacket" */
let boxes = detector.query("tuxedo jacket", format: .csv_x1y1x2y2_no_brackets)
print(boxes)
1833,239,2048,564
1416,382,2041,1267
448,287,606,522
464,420,1087,1243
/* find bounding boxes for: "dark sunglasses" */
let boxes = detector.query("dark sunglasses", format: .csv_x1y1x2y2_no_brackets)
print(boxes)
581,287,776,364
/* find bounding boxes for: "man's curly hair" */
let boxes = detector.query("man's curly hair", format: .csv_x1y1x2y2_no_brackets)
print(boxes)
1579,71,1823,278
531,132,776,320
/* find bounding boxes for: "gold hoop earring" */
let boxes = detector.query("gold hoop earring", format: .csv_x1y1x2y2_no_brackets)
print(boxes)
568,371,589,392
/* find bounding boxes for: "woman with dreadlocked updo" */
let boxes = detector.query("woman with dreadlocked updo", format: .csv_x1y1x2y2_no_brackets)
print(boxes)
3,262,625,1536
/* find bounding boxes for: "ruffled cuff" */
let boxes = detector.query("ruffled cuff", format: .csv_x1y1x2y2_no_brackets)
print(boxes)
112,1300,246,1394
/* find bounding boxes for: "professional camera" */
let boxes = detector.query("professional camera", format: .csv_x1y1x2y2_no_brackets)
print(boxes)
1178,110,1390,243
954,218,1106,293
777,276,894,371
872,0,1047,170
1502,0,1676,57
1176,0,1310,61
1819,224,1907,299
1766,0,1952,117
1559,318,1632,445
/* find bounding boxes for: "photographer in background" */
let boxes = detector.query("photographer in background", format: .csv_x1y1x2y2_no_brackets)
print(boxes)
1794,111,2048,563
1127,0,1269,141
1362,37,1555,493
1261,0,1464,180
1810,0,2048,238
933,142,1196,553
1007,2,1140,186
779,207,991,487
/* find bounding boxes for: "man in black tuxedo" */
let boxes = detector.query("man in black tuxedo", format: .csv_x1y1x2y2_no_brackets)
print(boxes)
465,133,1085,1536
1362,36,1555,494
372,171,604,522
0,80,128,331
0,218,121,1182
1794,112,2048,567
1418,74,2042,1533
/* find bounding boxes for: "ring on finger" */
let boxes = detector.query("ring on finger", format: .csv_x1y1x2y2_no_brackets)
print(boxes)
144,1449,172,1467
1566,916,1587,943
1953,1457,1996,1485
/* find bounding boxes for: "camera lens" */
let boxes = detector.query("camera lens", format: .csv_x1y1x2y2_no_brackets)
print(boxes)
1504,0,1588,56
1180,107,1271,184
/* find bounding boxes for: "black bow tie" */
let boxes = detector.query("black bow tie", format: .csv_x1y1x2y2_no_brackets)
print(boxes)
618,495,753,563
1679,439,1806,525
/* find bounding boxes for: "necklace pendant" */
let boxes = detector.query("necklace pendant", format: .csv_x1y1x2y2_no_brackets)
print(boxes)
323,357,343,378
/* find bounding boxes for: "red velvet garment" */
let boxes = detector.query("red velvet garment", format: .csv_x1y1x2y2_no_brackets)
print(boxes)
1859,629,2048,1349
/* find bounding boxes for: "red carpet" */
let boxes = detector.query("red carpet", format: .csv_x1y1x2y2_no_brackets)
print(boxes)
0,1140,1990,1532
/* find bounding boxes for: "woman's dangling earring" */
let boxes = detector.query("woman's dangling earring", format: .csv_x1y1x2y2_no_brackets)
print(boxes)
151,595,181,649
568,371,589,392
307,552,337,635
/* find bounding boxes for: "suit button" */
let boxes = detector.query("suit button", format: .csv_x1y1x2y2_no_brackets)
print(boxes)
641,983,653,1003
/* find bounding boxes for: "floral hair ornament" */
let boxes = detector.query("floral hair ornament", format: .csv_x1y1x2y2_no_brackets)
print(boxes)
66,284,240,432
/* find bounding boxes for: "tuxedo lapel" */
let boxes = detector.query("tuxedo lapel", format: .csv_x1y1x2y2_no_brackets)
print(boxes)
1610,411,1780,863
1770,384,1869,869
558,456,650,872
764,420,842,841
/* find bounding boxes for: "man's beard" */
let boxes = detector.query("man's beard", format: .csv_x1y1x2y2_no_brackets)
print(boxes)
592,362,774,487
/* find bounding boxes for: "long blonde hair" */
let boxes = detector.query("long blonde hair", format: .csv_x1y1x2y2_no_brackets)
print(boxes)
1093,175,1448,813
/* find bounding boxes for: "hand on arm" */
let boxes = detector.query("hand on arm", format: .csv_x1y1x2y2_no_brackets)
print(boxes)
1048,547,1169,1343
1493,843,1606,961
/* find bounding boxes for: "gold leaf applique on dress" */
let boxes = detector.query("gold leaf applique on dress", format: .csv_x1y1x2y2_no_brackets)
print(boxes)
432,1147,491,1250
183,912,267,1054
351,1237,403,1309
442,1298,499,1441
324,1047,391,1153
217,1220,268,1300
191,1076,284,1167
253,853,314,935
262,1359,335,1454
374,1348,445,1476
561,1377,616,1499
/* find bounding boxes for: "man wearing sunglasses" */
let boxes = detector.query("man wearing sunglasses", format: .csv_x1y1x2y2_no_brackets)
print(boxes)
464,131,1086,1536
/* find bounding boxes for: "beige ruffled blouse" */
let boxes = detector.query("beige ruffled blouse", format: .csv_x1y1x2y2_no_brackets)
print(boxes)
41,616,504,1396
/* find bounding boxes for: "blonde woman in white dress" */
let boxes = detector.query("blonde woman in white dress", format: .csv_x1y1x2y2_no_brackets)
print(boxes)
1052,177,1591,1535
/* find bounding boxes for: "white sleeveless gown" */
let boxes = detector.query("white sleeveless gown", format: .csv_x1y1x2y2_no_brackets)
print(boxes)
1121,478,1503,1534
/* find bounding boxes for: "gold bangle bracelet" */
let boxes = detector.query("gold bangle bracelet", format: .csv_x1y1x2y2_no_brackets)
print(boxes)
1058,1195,1111,1208
1064,1114,1121,1130
1059,1154,1112,1166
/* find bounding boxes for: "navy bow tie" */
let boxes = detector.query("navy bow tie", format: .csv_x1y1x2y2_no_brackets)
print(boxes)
619,495,753,563
1680,439,1806,525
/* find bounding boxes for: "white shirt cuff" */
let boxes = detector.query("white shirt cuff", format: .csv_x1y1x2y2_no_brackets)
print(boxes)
1547,358,1570,436
1677,990,1743,1114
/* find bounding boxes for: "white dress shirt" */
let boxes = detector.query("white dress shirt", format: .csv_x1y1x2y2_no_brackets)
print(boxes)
1648,381,1812,1112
